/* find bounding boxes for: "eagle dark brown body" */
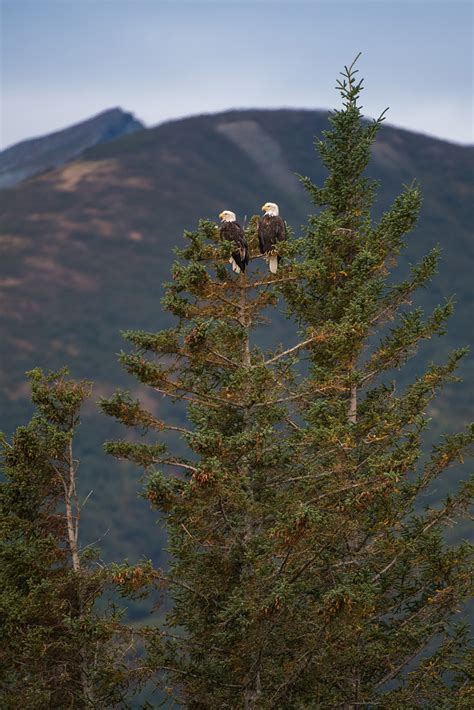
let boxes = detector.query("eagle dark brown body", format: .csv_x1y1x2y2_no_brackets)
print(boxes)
258,214,287,273
220,220,249,273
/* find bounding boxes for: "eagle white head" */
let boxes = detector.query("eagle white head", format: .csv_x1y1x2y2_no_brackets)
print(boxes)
219,210,236,222
262,202,279,217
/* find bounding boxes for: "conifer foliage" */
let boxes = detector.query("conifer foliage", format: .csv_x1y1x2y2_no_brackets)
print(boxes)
102,59,473,708
0,369,144,709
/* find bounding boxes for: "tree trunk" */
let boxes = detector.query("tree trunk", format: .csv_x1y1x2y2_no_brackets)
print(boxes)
64,437,95,707
239,276,264,708
65,439,81,573
348,382,357,424
244,670,261,710
348,356,357,424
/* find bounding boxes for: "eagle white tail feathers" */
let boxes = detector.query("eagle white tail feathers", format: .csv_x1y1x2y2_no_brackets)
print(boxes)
229,256,241,274
269,254,278,274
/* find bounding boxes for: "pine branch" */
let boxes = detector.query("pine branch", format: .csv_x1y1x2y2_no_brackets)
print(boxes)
262,335,318,366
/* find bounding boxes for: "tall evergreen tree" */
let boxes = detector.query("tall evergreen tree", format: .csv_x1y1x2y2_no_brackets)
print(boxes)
0,369,148,709
101,58,473,708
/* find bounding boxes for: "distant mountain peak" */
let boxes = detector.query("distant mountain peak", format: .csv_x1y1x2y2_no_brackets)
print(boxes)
0,108,145,189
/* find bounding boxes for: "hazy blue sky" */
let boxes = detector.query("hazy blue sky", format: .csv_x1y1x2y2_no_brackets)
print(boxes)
1,0,472,149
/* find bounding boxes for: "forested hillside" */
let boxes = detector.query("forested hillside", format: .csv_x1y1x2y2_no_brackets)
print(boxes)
0,108,472,569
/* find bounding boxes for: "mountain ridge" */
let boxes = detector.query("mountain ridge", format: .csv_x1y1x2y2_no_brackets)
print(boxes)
0,107,144,189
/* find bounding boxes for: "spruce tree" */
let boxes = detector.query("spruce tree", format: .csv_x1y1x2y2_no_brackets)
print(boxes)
101,58,473,708
0,369,148,709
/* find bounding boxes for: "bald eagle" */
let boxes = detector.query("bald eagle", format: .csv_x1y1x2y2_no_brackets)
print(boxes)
258,202,287,273
219,210,249,274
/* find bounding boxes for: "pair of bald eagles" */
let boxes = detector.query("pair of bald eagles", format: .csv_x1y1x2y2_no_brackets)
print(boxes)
219,202,286,275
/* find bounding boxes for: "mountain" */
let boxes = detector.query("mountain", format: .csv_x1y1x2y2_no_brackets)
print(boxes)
0,108,144,189
0,108,472,576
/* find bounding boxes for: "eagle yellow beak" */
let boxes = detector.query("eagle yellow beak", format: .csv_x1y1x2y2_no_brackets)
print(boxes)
261,203,268,211
219,212,224,219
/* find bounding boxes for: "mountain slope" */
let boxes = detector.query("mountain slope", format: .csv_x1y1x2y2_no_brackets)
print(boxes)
0,108,144,188
0,108,472,566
